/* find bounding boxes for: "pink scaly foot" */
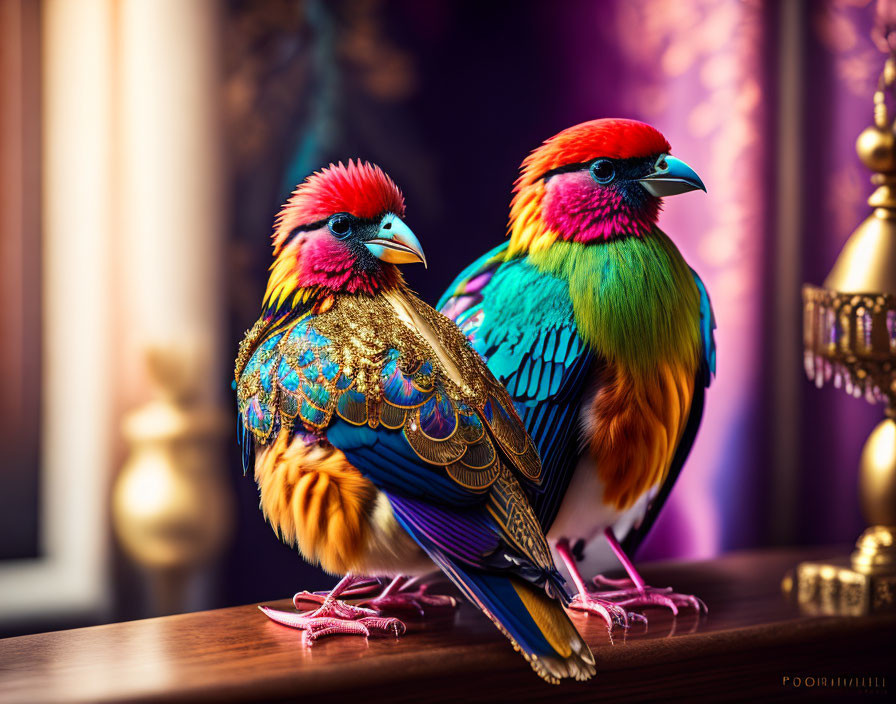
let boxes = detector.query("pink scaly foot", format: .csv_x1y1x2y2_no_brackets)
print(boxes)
594,528,708,617
357,576,458,619
556,539,646,635
260,575,406,645
588,583,706,615
292,576,387,611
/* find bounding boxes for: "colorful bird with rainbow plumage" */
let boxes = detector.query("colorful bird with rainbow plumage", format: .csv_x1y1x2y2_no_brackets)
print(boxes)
234,160,595,682
439,119,716,628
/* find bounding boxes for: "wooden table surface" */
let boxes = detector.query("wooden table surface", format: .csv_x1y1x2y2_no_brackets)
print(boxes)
1,547,894,703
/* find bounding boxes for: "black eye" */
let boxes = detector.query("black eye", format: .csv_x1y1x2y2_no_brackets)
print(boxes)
327,214,352,238
590,159,615,185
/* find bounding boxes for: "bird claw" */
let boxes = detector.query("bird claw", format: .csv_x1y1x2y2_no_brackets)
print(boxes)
358,588,458,618
627,611,649,627
301,615,406,643
292,590,379,615
588,578,708,619
567,593,634,633
294,577,385,608
259,597,406,645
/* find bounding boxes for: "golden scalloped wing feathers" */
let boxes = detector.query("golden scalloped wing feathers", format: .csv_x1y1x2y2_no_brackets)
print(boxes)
235,297,540,494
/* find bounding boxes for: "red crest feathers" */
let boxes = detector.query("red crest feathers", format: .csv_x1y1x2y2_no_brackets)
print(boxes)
516,119,671,190
274,160,405,250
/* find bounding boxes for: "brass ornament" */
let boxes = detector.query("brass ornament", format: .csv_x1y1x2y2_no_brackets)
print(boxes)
793,56,896,613
852,524,896,574
113,347,233,615
783,560,896,615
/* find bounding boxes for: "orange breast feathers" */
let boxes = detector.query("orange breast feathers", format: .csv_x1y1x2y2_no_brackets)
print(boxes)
254,432,378,575
585,359,696,511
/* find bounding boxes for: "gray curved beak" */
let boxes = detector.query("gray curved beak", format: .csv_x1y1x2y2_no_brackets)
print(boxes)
638,154,706,197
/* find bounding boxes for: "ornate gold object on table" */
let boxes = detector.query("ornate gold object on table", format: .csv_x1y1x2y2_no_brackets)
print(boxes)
112,347,233,615
793,56,896,615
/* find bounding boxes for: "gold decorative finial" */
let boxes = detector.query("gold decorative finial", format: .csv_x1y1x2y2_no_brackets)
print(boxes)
797,52,896,614
823,57,896,296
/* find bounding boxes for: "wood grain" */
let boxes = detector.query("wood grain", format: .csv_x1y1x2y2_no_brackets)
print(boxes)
1,547,893,703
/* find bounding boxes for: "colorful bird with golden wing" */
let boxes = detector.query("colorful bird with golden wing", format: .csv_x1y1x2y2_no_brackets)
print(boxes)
234,161,595,683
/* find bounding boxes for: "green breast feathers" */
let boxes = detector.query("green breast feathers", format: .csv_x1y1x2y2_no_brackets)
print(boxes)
526,229,703,374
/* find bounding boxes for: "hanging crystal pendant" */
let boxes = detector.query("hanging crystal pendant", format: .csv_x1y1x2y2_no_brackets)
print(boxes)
802,288,896,403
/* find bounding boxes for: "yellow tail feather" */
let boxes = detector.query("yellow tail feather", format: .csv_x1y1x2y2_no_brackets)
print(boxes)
511,579,596,683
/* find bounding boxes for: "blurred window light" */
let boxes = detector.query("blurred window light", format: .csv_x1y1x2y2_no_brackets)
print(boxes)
0,0,114,629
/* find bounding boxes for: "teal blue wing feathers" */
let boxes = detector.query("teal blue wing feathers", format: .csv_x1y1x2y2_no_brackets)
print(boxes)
439,244,594,529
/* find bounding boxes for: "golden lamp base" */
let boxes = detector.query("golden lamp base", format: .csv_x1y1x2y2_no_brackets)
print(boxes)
792,55,896,618
784,527,896,615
